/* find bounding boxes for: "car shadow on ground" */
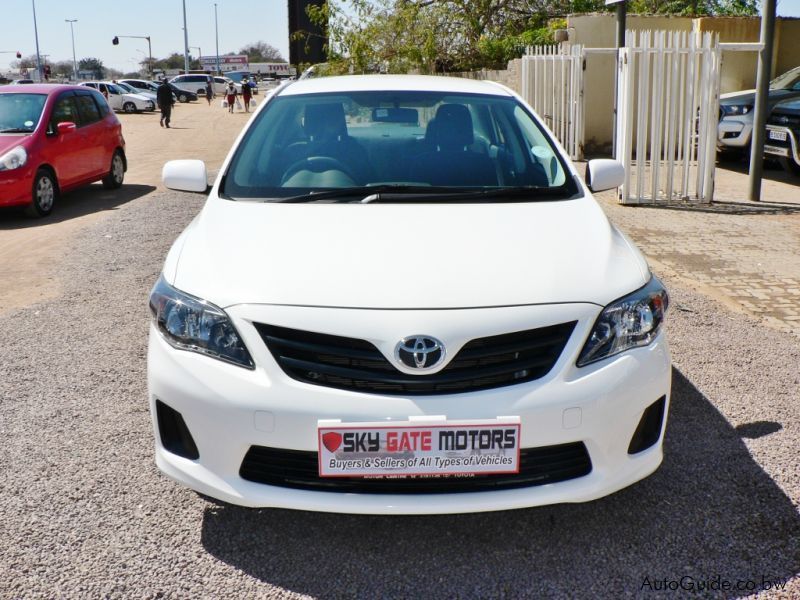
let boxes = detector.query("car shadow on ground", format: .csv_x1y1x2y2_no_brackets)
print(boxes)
199,368,800,598
0,183,156,228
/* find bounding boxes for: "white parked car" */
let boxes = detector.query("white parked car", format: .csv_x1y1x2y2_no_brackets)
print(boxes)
79,81,154,113
169,74,213,97
213,76,240,95
115,81,157,104
150,75,671,515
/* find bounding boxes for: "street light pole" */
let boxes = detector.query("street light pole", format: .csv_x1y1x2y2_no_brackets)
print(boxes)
215,3,220,75
31,0,42,81
182,0,190,74
66,19,78,81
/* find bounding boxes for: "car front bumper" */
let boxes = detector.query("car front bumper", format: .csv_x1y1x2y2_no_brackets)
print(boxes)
0,163,34,208
718,117,753,148
764,125,800,165
148,302,671,514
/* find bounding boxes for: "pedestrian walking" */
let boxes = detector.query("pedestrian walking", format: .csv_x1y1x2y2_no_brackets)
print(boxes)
205,80,214,106
157,80,174,128
226,82,237,114
241,77,252,112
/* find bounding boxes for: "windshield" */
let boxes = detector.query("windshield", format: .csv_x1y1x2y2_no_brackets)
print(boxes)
107,84,124,95
117,83,136,93
0,93,47,133
222,90,576,202
770,66,800,91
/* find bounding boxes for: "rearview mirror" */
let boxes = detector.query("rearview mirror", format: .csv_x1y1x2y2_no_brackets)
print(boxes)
586,159,624,193
162,159,208,193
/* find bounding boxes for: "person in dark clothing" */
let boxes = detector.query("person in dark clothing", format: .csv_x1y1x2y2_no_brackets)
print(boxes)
205,81,213,106
241,77,252,113
157,80,174,128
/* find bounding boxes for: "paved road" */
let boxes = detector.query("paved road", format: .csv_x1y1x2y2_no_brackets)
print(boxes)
1,185,798,598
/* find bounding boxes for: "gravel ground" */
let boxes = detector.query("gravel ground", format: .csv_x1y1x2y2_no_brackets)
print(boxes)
1,188,798,599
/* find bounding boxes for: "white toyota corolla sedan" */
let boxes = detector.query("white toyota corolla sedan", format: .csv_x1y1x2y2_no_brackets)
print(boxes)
149,75,671,514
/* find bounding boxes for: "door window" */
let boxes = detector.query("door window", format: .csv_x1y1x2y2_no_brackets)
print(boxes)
51,93,79,128
75,94,102,126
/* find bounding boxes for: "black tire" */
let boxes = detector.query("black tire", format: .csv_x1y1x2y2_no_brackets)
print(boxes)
178,94,188,103
25,169,57,218
102,150,125,190
123,101,137,114
779,156,800,177
716,146,746,163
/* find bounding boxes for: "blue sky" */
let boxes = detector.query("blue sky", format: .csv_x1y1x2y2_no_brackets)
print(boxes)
2,0,800,73
2,0,290,73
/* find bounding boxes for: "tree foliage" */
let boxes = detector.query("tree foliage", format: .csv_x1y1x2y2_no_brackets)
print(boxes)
78,57,105,78
309,0,757,74
239,41,286,62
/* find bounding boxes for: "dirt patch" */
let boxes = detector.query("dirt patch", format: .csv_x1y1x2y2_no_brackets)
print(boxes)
0,102,251,316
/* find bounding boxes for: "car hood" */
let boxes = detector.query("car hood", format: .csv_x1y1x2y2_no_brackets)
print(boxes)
0,134,32,154
720,88,800,105
170,196,650,309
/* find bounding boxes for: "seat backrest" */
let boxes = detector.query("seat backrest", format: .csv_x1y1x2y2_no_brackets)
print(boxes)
430,104,474,151
304,103,348,142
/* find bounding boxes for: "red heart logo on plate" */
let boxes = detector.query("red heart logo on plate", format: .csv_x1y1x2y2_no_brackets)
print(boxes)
322,432,343,453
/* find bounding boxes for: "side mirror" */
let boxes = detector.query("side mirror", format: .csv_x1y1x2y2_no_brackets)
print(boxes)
585,159,624,193
57,121,77,135
162,159,208,193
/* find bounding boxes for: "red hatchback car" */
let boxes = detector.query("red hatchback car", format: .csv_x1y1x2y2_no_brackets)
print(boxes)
0,84,126,217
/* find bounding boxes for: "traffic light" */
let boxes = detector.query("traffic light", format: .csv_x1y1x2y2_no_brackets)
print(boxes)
112,36,119,45
16,51,21,58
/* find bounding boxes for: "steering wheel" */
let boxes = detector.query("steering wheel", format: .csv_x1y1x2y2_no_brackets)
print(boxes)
280,156,359,186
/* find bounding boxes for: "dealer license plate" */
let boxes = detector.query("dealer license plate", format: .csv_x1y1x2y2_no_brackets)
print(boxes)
769,129,788,142
318,418,521,478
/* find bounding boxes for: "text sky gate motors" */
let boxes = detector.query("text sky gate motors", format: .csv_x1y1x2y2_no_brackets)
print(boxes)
317,419,521,478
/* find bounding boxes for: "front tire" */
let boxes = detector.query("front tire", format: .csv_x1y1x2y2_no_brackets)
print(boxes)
102,150,125,190
178,94,188,103
25,169,57,218
123,101,137,114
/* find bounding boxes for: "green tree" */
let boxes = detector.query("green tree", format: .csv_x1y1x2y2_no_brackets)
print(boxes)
239,42,286,62
78,57,105,78
310,0,757,74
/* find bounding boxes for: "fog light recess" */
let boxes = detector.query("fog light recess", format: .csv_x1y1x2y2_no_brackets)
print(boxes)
628,396,667,455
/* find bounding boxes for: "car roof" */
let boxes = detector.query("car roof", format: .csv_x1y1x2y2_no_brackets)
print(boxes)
0,84,92,95
278,74,514,97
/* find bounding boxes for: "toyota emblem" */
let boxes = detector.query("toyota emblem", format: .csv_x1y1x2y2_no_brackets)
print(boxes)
395,336,446,372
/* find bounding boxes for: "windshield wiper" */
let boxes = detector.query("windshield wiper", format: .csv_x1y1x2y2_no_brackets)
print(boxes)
362,185,571,203
274,184,461,203
0,128,32,133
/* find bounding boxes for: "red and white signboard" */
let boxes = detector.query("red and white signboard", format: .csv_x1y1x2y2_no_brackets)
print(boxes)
199,55,248,72
318,418,521,478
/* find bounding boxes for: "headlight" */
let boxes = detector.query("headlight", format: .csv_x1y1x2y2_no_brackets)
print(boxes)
577,276,668,367
0,146,28,171
149,275,254,369
721,104,752,116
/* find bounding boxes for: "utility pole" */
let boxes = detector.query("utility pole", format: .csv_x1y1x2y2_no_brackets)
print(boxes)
182,0,190,74
31,0,42,81
748,0,777,202
215,3,220,75
66,19,78,81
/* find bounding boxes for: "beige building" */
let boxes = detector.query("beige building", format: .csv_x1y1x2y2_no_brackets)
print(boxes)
567,15,800,151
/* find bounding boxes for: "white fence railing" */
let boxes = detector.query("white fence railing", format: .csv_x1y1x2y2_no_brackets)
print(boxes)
521,45,585,160
615,31,721,204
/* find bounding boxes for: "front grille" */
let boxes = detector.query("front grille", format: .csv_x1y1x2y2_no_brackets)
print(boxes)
240,443,592,493
255,321,576,396
768,114,800,127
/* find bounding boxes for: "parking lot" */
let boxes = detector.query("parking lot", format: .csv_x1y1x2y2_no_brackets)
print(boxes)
1,102,799,598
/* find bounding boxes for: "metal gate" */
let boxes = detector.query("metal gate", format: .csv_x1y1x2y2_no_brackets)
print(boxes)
521,45,585,160
615,31,721,204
